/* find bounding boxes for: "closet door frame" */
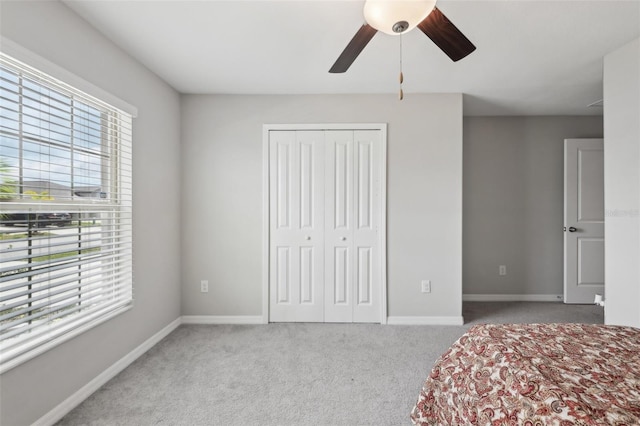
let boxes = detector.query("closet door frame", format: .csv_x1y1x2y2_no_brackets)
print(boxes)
262,123,388,324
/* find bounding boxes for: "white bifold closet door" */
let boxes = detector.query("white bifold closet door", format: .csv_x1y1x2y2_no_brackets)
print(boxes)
269,129,381,323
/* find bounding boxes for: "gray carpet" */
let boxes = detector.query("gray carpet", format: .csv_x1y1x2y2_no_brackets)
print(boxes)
57,302,603,426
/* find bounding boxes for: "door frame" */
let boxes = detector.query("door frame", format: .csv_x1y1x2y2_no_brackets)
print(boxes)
262,123,388,324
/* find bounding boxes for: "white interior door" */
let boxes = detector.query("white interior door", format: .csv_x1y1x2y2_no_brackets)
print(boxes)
269,131,325,322
268,127,384,323
564,138,605,303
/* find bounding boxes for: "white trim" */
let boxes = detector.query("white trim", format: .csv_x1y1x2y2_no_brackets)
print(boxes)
32,317,181,426
262,125,270,324
181,315,265,325
264,123,388,131
463,294,564,302
0,36,138,117
379,126,388,325
262,124,388,324
387,316,464,326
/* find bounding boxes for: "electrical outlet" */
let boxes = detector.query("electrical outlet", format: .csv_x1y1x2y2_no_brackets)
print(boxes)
421,280,431,293
200,280,209,293
499,265,507,276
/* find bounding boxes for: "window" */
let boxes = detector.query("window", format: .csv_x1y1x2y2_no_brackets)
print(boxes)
0,52,133,372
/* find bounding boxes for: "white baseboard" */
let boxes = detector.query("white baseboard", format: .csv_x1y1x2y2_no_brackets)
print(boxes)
387,316,464,326
181,315,265,324
33,317,182,426
463,294,564,302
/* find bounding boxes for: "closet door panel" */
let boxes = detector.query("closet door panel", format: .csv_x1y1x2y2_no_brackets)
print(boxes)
269,131,324,322
324,131,354,322
352,130,381,323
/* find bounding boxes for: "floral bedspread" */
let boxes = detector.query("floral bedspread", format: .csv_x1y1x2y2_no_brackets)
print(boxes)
411,323,640,425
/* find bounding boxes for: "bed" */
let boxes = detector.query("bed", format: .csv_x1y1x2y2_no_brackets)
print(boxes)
411,323,640,425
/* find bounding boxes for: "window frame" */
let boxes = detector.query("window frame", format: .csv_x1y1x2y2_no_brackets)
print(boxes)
0,40,137,373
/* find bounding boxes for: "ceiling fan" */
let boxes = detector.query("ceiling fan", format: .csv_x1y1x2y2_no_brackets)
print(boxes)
329,0,476,73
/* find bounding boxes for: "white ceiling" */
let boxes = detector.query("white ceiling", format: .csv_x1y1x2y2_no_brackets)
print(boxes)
62,0,640,116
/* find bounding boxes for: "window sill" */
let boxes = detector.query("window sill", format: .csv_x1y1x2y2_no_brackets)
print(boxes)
0,304,133,374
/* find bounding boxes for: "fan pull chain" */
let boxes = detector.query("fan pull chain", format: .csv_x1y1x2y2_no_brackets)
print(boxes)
399,32,404,100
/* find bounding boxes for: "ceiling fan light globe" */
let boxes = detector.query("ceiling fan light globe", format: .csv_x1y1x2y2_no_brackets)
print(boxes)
363,0,436,35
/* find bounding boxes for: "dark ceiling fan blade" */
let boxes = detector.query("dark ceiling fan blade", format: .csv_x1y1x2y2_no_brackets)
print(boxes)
329,24,378,73
417,7,476,62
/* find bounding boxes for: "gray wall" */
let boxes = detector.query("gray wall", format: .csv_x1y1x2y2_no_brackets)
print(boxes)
181,94,463,319
0,2,182,425
603,37,640,327
463,116,603,297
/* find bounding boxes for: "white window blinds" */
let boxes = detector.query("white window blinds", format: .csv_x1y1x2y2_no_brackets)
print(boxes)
0,52,133,372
